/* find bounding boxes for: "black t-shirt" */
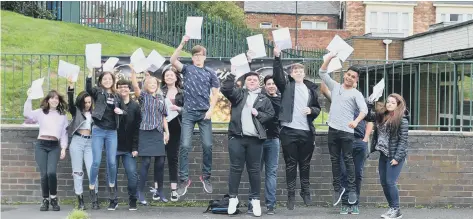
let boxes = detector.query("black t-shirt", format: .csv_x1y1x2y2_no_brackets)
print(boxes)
94,93,117,130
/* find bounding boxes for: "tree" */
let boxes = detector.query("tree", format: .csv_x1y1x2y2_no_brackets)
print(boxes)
1,1,55,19
184,1,246,28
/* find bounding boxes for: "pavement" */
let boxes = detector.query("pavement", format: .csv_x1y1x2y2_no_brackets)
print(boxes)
2,204,473,219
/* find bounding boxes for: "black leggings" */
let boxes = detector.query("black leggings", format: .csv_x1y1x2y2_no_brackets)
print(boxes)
35,140,60,198
138,156,165,193
166,118,181,184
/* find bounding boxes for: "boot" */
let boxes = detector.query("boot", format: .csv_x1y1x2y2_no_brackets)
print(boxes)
77,195,86,210
40,198,49,211
287,191,295,210
107,187,118,211
89,189,100,210
50,197,60,211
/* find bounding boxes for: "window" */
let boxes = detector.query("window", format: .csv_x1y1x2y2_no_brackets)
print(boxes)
468,14,473,21
259,22,272,29
300,21,328,30
369,11,410,36
439,13,471,23
450,14,460,22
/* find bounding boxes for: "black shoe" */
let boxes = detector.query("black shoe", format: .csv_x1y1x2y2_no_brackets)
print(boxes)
40,198,49,211
286,195,295,210
301,193,313,206
386,208,403,219
50,197,60,211
77,195,85,210
129,199,137,211
267,206,275,215
332,187,346,206
89,190,100,210
108,199,118,211
348,191,357,204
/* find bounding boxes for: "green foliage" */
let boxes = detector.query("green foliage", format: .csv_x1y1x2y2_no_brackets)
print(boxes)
1,1,55,20
67,209,89,219
184,1,246,28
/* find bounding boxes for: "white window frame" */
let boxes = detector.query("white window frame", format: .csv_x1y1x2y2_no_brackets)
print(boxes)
300,21,328,30
435,5,473,23
259,22,272,29
367,11,411,36
364,3,415,37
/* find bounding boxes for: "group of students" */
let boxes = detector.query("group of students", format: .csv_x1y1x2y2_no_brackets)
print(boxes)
25,35,408,219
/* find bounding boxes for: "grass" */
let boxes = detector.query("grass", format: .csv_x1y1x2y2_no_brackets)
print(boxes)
67,209,89,219
1,11,189,122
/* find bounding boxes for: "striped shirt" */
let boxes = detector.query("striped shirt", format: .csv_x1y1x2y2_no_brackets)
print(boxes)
138,92,167,132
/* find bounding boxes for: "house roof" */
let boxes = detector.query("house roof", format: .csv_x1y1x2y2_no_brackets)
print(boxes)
244,1,340,15
434,1,473,5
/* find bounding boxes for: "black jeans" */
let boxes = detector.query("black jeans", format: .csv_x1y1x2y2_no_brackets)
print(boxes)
280,126,315,195
228,136,264,200
328,127,356,192
35,140,60,198
341,138,367,205
166,118,180,184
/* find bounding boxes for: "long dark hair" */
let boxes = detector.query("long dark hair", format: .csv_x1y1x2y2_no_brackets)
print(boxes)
40,90,67,115
376,93,407,134
97,71,117,93
75,91,93,112
160,67,183,89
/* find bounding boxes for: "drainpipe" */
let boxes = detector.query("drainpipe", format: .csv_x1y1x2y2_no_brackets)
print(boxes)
383,39,392,64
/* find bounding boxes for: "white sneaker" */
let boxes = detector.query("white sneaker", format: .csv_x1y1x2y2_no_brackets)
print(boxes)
251,199,261,217
228,197,239,215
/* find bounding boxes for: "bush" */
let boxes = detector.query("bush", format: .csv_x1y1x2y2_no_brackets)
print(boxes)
67,209,89,219
1,1,55,20
184,1,246,28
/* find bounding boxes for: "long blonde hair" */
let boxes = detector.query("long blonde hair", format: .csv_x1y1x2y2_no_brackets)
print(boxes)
376,93,407,133
142,75,161,95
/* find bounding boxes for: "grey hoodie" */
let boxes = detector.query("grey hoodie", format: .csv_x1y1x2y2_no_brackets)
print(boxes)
241,88,261,137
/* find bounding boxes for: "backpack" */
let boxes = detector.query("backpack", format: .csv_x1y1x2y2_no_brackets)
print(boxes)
203,194,240,215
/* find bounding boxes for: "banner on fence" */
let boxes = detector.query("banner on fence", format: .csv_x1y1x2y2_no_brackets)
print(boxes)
94,57,308,123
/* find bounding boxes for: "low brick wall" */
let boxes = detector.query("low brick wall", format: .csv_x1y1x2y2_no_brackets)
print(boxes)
1,125,473,207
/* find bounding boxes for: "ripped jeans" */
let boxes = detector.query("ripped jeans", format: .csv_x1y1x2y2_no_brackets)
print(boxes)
69,135,98,195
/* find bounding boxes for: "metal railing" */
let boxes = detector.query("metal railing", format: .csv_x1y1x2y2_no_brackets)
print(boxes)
78,1,326,59
2,53,472,131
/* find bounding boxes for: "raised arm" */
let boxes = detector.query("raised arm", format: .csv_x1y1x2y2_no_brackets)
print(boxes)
320,82,332,102
67,78,76,116
220,74,243,105
319,54,339,91
170,36,189,72
272,47,287,93
86,69,98,98
130,68,142,98
23,98,40,122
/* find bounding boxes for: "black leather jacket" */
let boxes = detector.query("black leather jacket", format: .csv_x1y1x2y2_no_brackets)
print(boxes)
66,87,90,137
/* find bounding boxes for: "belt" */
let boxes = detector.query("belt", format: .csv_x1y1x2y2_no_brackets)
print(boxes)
74,132,91,139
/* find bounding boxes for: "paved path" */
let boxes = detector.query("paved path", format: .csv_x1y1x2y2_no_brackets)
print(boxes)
2,204,473,219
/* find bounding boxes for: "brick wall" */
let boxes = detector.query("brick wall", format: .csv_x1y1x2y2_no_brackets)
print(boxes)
2,125,473,207
413,1,436,34
344,1,365,36
349,38,403,60
245,13,348,49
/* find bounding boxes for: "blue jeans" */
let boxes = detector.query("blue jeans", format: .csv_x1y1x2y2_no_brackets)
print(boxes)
340,138,367,205
90,125,118,187
179,109,213,181
111,151,138,201
379,153,405,208
261,138,280,208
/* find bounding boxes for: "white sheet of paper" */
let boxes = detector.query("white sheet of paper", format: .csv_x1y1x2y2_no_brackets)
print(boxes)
130,48,146,64
29,77,45,100
272,28,292,50
369,78,385,102
326,35,354,62
132,58,150,73
327,58,342,73
185,17,203,39
103,57,119,72
230,53,251,79
58,60,80,82
165,97,179,122
85,43,102,69
147,50,166,72
246,34,266,58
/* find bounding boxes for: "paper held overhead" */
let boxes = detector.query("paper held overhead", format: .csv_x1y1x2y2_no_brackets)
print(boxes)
246,34,266,58
85,43,102,69
130,48,150,73
58,60,80,82
103,57,119,72
130,48,146,64
147,50,166,72
230,53,251,79
326,35,354,62
185,16,203,39
28,77,45,100
272,28,292,50
369,78,385,102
